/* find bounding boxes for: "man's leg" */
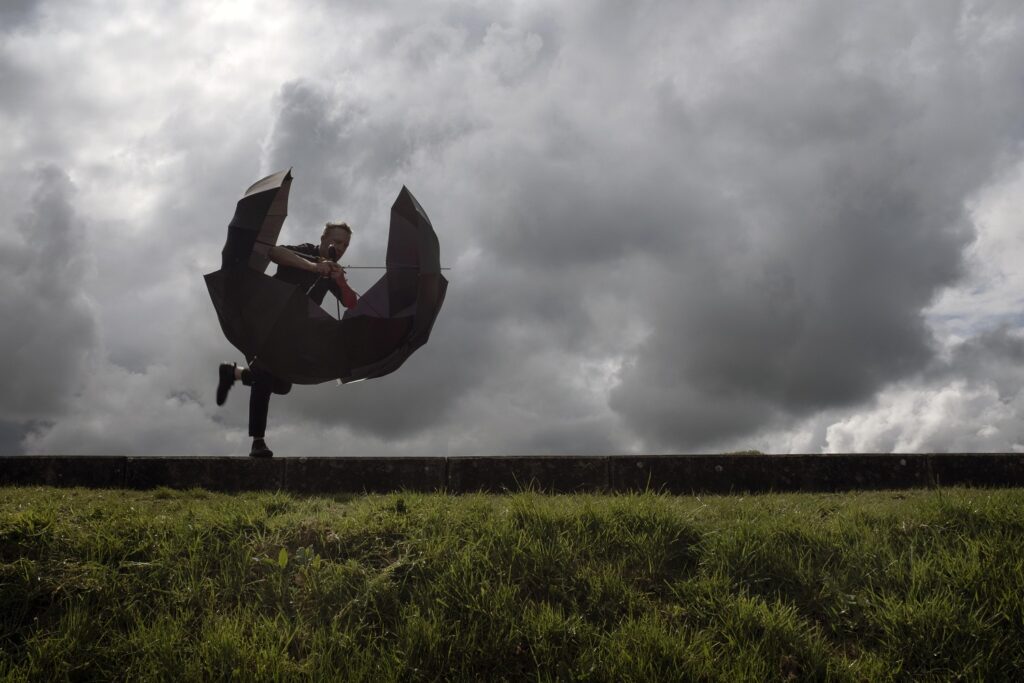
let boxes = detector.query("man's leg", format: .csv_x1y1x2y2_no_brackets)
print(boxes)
248,366,272,456
247,364,291,458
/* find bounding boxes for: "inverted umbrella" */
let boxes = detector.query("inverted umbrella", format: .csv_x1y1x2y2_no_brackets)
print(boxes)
204,171,447,385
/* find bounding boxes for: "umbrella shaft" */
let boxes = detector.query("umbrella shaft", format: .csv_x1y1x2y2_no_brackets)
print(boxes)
342,265,451,270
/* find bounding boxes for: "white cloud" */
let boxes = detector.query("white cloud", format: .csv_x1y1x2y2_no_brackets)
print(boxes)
927,158,1024,342
823,381,1024,453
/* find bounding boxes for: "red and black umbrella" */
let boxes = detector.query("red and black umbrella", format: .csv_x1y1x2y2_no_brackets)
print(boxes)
204,170,447,384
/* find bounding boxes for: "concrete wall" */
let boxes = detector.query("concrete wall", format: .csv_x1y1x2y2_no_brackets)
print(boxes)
3,454,1024,493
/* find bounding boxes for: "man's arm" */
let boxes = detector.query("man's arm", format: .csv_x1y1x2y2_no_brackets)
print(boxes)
329,271,360,309
269,246,339,276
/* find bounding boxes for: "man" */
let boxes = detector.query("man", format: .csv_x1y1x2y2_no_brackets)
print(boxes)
215,221,358,457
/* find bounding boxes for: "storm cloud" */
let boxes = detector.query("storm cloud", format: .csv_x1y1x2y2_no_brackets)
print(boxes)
0,166,97,421
2,1,1024,455
607,1,1024,448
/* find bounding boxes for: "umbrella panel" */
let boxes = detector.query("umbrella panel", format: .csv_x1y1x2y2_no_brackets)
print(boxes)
205,269,296,357
337,186,447,382
258,287,348,384
247,170,292,273
206,268,350,384
340,271,447,381
219,171,292,274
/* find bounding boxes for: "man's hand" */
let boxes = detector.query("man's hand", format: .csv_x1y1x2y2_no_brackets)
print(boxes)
314,260,342,277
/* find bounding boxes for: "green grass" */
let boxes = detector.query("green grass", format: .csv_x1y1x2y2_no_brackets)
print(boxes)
1,486,1022,681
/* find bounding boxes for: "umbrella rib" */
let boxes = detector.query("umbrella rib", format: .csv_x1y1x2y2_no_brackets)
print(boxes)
259,245,451,270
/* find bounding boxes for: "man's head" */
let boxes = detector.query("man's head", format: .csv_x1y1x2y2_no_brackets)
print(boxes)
320,221,352,261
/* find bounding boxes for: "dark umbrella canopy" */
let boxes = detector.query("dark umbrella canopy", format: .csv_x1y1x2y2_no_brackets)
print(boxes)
340,187,448,381
205,268,348,384
219,168,292,273
205,172,446,385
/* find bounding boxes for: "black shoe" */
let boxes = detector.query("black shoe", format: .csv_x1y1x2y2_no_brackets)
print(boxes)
249,438,273,458
216,363,236,406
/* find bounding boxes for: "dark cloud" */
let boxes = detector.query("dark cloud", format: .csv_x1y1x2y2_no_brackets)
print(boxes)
0,0,38,33
0,50,33,117
244,2,1024,452
609,3,1024,449
0,420,32,454
5,1,1024,456
0,165,97,422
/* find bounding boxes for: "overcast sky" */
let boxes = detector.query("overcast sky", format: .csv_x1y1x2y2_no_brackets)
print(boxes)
2,0,1024,456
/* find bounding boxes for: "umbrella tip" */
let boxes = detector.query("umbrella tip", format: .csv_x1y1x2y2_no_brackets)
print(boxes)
392,185,430,223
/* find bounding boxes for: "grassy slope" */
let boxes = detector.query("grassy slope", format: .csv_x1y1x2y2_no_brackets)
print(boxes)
1,486,1022,682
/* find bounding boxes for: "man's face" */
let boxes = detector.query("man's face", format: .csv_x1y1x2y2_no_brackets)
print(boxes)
320,227,351,261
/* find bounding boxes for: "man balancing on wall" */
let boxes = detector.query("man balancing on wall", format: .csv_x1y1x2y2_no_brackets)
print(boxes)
215,221,358,458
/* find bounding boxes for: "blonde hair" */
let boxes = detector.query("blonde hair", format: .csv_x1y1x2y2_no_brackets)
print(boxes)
324,221,352,236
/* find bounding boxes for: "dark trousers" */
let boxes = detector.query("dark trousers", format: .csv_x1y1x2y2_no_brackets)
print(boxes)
242,363,292,438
